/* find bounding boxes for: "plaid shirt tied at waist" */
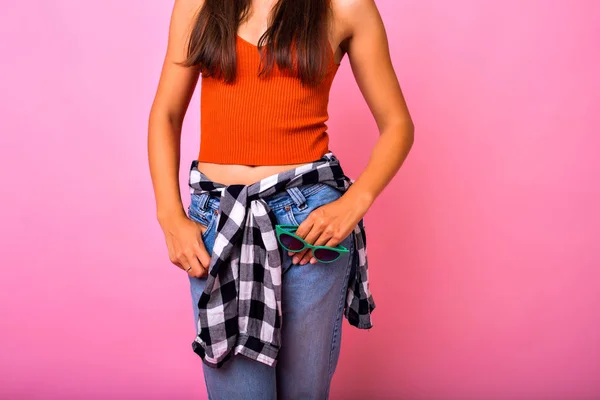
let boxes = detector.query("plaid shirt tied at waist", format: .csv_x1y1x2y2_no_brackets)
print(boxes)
187,152,376,368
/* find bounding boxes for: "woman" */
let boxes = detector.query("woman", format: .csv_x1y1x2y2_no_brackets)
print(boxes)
148,0,413,398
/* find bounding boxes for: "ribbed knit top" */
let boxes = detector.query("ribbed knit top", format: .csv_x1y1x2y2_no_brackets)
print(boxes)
197,34,340,166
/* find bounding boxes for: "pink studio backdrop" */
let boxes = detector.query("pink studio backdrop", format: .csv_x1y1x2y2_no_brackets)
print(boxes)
1,0,599,399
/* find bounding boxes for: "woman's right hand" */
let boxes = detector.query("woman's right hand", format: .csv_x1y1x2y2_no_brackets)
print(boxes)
160,213,211,278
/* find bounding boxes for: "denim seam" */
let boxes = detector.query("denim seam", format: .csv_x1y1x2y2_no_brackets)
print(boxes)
189,207,217,241
192,192,210,210
268,183,328,210
202,213,217,241
204,199,220,211
188,207,209,226
286,207,300,226
300,182,328,198
326,233,355,394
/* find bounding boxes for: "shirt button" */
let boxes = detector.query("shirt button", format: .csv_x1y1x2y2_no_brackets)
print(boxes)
213,209,218,215
284,205,291,211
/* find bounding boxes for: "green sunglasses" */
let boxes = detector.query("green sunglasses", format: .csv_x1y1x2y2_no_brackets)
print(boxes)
275,224,349,263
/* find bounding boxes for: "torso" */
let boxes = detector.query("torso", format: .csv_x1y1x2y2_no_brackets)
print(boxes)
196,0,346,186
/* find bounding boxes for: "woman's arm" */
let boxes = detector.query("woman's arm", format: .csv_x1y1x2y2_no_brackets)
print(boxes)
293,0,415,265
148,0,211,276
149,0,201,221
339,0,415,205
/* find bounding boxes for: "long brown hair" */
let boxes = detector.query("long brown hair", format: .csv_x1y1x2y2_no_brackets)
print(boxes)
181,0,333,87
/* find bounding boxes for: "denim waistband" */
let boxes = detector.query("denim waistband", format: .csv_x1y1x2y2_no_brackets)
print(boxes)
192,182,329,211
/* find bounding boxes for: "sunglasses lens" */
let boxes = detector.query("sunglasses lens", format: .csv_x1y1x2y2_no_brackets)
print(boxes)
313,248,341,262
279,232,304,251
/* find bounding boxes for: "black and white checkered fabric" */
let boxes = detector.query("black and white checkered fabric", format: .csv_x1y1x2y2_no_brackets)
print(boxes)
188,152,376,368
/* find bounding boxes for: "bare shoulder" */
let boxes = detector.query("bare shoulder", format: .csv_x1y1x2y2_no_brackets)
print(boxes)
330,0,383,48
169,0,205,52
175,0,204,14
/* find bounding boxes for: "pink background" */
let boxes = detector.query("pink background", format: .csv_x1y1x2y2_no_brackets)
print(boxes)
1,0,599,399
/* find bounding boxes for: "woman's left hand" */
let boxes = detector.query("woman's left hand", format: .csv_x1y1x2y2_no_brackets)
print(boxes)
290,194,368,265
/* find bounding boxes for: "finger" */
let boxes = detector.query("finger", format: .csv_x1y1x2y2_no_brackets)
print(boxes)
184,251,205,278
193,240,211,272
189,220,212,273
298,224,326,265
168,242,187,270
192,222,211,266
323,234,344,249
292,230,318,264
294,216,314,240
299,252,312,265
308,230,336,264
313,229,335,247
192,220,208,238
290,217,314,263
292,249,306,264
172,256,188,273
197,263,208,278
292,244,311,264
309,233,347,265
303,223,324,245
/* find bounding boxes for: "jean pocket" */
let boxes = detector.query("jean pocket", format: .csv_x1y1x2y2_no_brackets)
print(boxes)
288,184,343,225
188,195,217,241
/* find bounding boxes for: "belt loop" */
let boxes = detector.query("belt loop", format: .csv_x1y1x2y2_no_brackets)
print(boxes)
197,192,210,210
286,187,307,210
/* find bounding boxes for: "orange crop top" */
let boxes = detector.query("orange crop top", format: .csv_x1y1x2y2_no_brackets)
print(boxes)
197,35,340,166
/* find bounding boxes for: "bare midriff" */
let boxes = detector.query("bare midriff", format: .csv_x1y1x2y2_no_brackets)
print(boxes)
195,161,310,186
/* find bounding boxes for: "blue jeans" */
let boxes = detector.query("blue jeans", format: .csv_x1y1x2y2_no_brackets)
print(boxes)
187,182,356,400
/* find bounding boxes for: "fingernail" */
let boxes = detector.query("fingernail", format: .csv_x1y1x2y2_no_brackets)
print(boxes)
292,257,299,264
300,259,308,265
288,251,293,256
310,258,316,264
